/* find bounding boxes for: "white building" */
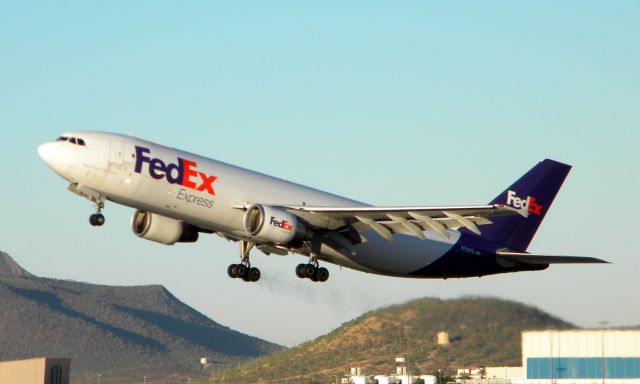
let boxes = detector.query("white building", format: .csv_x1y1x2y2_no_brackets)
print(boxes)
522,330,640,383
485,366,523,380
0,358,70,384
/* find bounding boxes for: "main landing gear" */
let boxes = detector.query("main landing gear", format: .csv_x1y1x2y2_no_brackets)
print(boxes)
89,201,105,227
296,240,329,282
295,262,329,282
228,240,261,282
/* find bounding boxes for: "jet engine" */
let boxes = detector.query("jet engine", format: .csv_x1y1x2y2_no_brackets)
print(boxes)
131,210,199,245
243,204,311,245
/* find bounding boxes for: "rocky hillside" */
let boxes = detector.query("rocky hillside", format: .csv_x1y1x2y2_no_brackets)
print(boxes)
0,251,280,383
211,297,576,384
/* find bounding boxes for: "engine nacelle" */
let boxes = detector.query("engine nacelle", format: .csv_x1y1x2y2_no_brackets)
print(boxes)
243,204,310,245
131,210,199,245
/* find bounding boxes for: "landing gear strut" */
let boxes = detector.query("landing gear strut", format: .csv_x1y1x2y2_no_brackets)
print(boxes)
228,240,260,282
296,240,329,282
89,201,105,227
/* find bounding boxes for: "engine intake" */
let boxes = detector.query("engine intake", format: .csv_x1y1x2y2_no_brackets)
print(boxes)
243,204,310,245
132,210,199,245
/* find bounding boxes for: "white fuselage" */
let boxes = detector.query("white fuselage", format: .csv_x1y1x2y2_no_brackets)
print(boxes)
38,131,459,276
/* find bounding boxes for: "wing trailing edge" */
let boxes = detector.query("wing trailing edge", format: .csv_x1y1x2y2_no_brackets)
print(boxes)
285,204,519,241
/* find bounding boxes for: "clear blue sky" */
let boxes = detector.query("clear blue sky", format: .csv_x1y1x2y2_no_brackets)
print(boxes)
1,1,638,346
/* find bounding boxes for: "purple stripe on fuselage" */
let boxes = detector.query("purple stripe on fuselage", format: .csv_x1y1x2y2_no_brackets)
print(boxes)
409,232,548,278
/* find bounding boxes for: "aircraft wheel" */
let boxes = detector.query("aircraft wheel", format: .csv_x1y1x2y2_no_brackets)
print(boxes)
236,264,247,279
316,267,329,282
303,264,316,278
248,267,261,282
89,213,105,226
94,214,105,226
295,264,306,279
228,264,238,278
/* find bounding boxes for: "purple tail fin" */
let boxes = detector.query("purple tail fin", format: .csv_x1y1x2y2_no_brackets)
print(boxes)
480,159,572,251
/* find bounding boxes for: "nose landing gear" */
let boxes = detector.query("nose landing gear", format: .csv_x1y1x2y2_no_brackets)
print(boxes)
66,184,106,227
228,240,261,282
89,213,105,226
89,200,105,227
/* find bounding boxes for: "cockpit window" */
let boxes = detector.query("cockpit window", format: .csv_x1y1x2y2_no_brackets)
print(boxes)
55,136,86,146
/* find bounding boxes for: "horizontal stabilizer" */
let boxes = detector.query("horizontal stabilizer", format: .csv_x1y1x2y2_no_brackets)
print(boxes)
497,251,609,264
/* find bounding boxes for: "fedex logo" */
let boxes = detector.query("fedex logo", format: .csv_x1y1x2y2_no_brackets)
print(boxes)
506,190,543,216
134,146,217,196
270,216,293,231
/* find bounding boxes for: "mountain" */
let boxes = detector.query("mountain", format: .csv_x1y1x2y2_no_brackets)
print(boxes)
0,252,33,277
0,251,281,383
211,297,576,384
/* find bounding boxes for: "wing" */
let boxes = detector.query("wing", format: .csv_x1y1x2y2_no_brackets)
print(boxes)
497,251,609,264
284,204,520,241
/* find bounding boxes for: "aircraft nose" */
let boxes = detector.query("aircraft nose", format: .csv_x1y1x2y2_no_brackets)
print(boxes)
37,141,69,176
37,142,56,166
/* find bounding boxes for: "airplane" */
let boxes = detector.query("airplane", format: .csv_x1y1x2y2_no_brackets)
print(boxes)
37,132,606,283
